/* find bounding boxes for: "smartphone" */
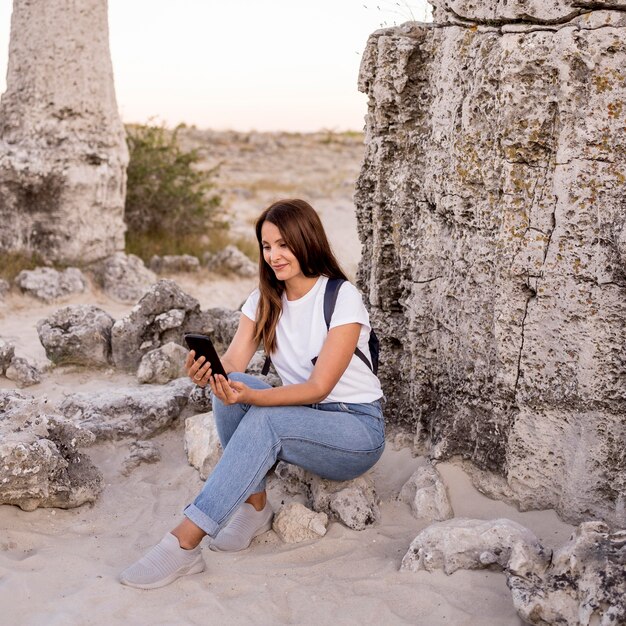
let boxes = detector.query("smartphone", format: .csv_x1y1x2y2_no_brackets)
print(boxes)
183,333,229,380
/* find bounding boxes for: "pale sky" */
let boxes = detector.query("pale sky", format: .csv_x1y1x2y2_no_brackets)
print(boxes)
0,1,431,132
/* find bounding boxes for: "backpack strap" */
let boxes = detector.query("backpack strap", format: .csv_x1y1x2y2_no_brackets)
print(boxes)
311,278,375,372
261,355,271,376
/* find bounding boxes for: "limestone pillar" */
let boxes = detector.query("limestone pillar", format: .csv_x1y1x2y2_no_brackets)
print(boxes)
0,0,128,264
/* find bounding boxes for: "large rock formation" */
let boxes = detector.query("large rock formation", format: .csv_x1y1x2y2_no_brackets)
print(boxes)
0,0,128,264
356,1,626,526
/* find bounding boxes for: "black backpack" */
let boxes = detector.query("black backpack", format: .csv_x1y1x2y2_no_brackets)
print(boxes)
261,277,379,375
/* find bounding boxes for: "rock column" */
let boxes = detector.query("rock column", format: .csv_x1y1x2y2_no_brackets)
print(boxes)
356,0,626,526
0,0,128,264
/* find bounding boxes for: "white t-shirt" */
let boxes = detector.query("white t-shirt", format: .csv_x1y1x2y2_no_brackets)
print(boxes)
241,276,383,404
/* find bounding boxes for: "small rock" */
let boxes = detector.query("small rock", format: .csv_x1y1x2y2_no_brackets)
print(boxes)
59,377,194,441
0,390,103,510
275,462,380,530
122,441,161,476
0,338,16,374
204,245,257,277
400,518,549,575
399,464,454,522
187,383,213,413
0,278,9,299
273,502,328,543
137,342,188,384
89,252,156,303
5,356,41,388
15,267,87,302
36,305,114,367
149,254,200,274
184,411,222,480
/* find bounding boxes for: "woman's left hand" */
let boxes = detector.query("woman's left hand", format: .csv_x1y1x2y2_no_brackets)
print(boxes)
210,374,252,406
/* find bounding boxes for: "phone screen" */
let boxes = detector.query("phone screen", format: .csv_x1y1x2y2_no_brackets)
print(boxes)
183,333,229,379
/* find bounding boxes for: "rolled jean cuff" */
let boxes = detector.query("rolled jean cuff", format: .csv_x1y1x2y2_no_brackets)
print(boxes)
183,503,220,537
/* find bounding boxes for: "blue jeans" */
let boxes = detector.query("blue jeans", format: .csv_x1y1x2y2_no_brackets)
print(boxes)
184,372,385,536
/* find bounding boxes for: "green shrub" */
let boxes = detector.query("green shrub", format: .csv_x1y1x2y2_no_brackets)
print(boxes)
124,123,225,260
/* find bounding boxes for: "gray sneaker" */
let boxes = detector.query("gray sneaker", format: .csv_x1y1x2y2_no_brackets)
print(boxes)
209,502,274,552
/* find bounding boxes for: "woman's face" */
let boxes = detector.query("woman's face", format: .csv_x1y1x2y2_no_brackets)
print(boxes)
260,221,303,282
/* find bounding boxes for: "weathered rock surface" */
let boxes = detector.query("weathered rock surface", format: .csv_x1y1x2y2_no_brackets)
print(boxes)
204,245,257,277
0,338,15,373
137,342,188,384
15,267,87,302
204,307,242,353
59,377,193,441
246,350,282,387
275,461,380,530
0,390,103,511
508,521,626,626
89,253,156,303
0,279,9,299
184,411,222,480
272,502,329,543
356,5,626,525
399,464,453,522
121,441,161,476
0,0,128,264
110,279,210,371
149,254,200,274
37,305,114,367
5,356,41,388
187,383,213,414
400,518,549,575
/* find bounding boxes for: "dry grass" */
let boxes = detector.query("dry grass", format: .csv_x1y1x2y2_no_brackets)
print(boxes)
0,251,47,281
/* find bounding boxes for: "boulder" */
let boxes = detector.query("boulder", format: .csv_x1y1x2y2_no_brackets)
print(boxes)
184,411,222,480
121,441,161,476
275,461,380,530
187,383,213,414
399,464,453,522
5,356,41,388
36,304,114,367
508,521,626,626
15,267,86,302
272,502,328,543
246,351,282,388
59,377,193,441
0,390,103,511
400,518,549,575
110,279,210,371
89,252,156,303
356,5,626,526
204,307,242,353
137,341,188,384
149,254,200,274
204,245,257,277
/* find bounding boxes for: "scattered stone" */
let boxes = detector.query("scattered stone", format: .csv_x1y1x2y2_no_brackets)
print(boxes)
187,383,213,414
508,521,626,626
59,377,194,441
399,464,453,522
110,279,209,371
15,267,87,302
204,245,257,277
89,252,156,303
245,351,282,387
122,441,161,476
275,462,380,530
36,305,114,367
272,502,328,543
400,518,549,575
0,390,103,511
137,341,188,384
0,338,15,374
184,411,222,480
5,356,41,388
0,278,9,299
149,254,200,274
204,307,242,352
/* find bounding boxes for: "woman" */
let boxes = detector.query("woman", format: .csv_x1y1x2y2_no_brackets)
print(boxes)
120,199,385,589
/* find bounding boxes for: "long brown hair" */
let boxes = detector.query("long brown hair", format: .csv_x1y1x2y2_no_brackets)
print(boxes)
254,199,347,354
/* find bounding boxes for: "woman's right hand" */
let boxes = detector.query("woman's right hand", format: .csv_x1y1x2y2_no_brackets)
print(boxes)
186,350,213,388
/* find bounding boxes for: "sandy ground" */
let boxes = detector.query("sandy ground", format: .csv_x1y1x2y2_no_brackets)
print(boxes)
0,278,575,626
